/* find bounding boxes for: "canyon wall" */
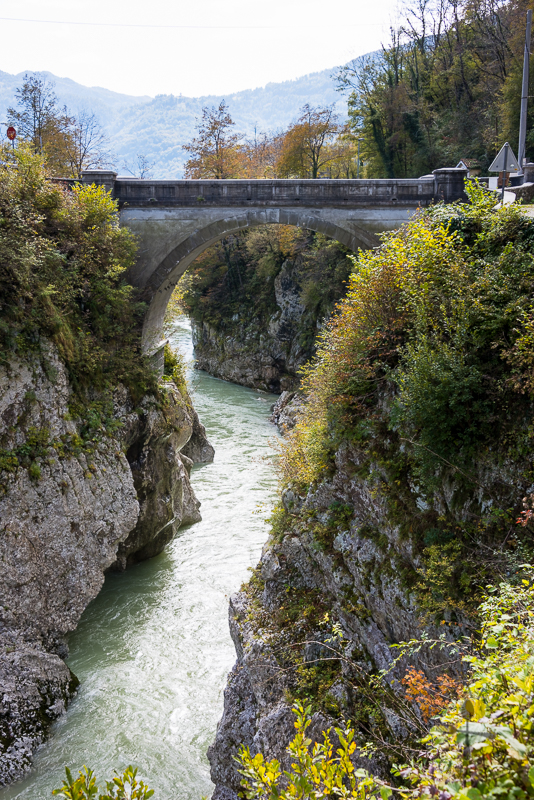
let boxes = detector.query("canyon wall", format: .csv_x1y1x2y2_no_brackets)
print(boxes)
207,196,534,798
181,226,352,393
0,344,213,785
207,436,460,799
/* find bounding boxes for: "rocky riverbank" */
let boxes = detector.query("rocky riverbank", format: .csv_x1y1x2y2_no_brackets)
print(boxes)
0,344,213,785
207,438,458,799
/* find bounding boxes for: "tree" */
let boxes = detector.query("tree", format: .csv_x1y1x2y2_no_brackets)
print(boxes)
182,101,243,179
335,0,534,178
63,110,112,178
7,73,111,178
238,129,284,178
318,124,361,178
122,153,155,179
7,73,64,154
277,104,339,178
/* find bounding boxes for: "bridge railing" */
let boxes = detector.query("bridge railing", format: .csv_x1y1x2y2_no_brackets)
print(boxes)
79,168,468,208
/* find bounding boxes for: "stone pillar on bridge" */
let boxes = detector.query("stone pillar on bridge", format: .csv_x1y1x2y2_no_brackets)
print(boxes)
432,167,468,203
81,170,117,193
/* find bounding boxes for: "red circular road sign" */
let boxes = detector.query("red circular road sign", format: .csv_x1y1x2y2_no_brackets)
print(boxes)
6,126,16,141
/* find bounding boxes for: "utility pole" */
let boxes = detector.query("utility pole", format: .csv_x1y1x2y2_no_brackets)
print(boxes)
502,142,509,206
518,9,532,171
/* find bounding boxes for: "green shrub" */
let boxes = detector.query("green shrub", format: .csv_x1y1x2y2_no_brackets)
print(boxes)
27,461,41,481
52,765,153,800
237,569,534,800
0,143,157,403
162,342,188,396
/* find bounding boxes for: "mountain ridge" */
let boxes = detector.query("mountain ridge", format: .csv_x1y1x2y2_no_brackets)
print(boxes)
0,61,355,177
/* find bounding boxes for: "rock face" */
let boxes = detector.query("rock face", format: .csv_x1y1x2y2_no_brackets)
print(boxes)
269,391,304,433
191,260,315,393
110,386,211,570
181,405,215,465
208,441,461,799
0,345,211,785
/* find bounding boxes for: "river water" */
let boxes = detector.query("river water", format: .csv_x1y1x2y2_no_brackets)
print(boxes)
0,317,279,800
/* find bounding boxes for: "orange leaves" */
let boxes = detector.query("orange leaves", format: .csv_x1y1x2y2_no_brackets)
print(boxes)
401,666,462,722
516,493,534,526
276,104,339,179
182,101,243,180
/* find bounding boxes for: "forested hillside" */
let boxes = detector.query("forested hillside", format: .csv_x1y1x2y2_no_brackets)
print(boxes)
339,0,534,176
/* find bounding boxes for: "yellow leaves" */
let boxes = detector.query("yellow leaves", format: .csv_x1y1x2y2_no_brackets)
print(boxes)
275,409,329,490
462,697,486,721
238,702,393,800
511,672,533,693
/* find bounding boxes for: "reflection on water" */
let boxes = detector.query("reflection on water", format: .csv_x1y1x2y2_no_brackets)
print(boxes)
0,317,279,800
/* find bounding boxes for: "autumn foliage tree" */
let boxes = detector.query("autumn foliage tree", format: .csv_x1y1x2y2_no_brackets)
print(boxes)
7,73,111,178
237,129,285,178
182,101,243,179
277,104,340,178
181,99,360,180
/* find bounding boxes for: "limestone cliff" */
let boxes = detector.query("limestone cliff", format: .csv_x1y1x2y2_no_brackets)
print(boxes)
179,226,352,392
207,197,534,798
0,344,212,785
208,440,457,800
191,259,314,392
268,390,303,433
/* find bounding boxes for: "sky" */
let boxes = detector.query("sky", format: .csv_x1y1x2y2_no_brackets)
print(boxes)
0,0,400,98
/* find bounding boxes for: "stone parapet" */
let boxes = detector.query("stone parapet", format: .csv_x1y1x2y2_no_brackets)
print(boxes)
80,170,469,208
432,167,469,203
81,170,118,193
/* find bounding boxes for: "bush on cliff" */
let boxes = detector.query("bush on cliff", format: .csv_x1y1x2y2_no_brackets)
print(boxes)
162,341,188,397
52,765,153,799
237,568,534,800
0,143,156,401
279,182,534,615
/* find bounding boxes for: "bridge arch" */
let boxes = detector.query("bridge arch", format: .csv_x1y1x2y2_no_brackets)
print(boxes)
130,208,381,355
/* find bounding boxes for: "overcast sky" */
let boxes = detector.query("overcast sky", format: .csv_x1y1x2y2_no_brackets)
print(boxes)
0,0,400,98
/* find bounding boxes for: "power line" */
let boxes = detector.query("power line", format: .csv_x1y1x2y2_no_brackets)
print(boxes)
0,15,378,30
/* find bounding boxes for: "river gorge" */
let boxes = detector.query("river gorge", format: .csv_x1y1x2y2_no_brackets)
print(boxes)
0,317,279,800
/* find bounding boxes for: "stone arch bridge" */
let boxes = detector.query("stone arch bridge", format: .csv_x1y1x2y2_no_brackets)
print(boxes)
81,169,467,366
